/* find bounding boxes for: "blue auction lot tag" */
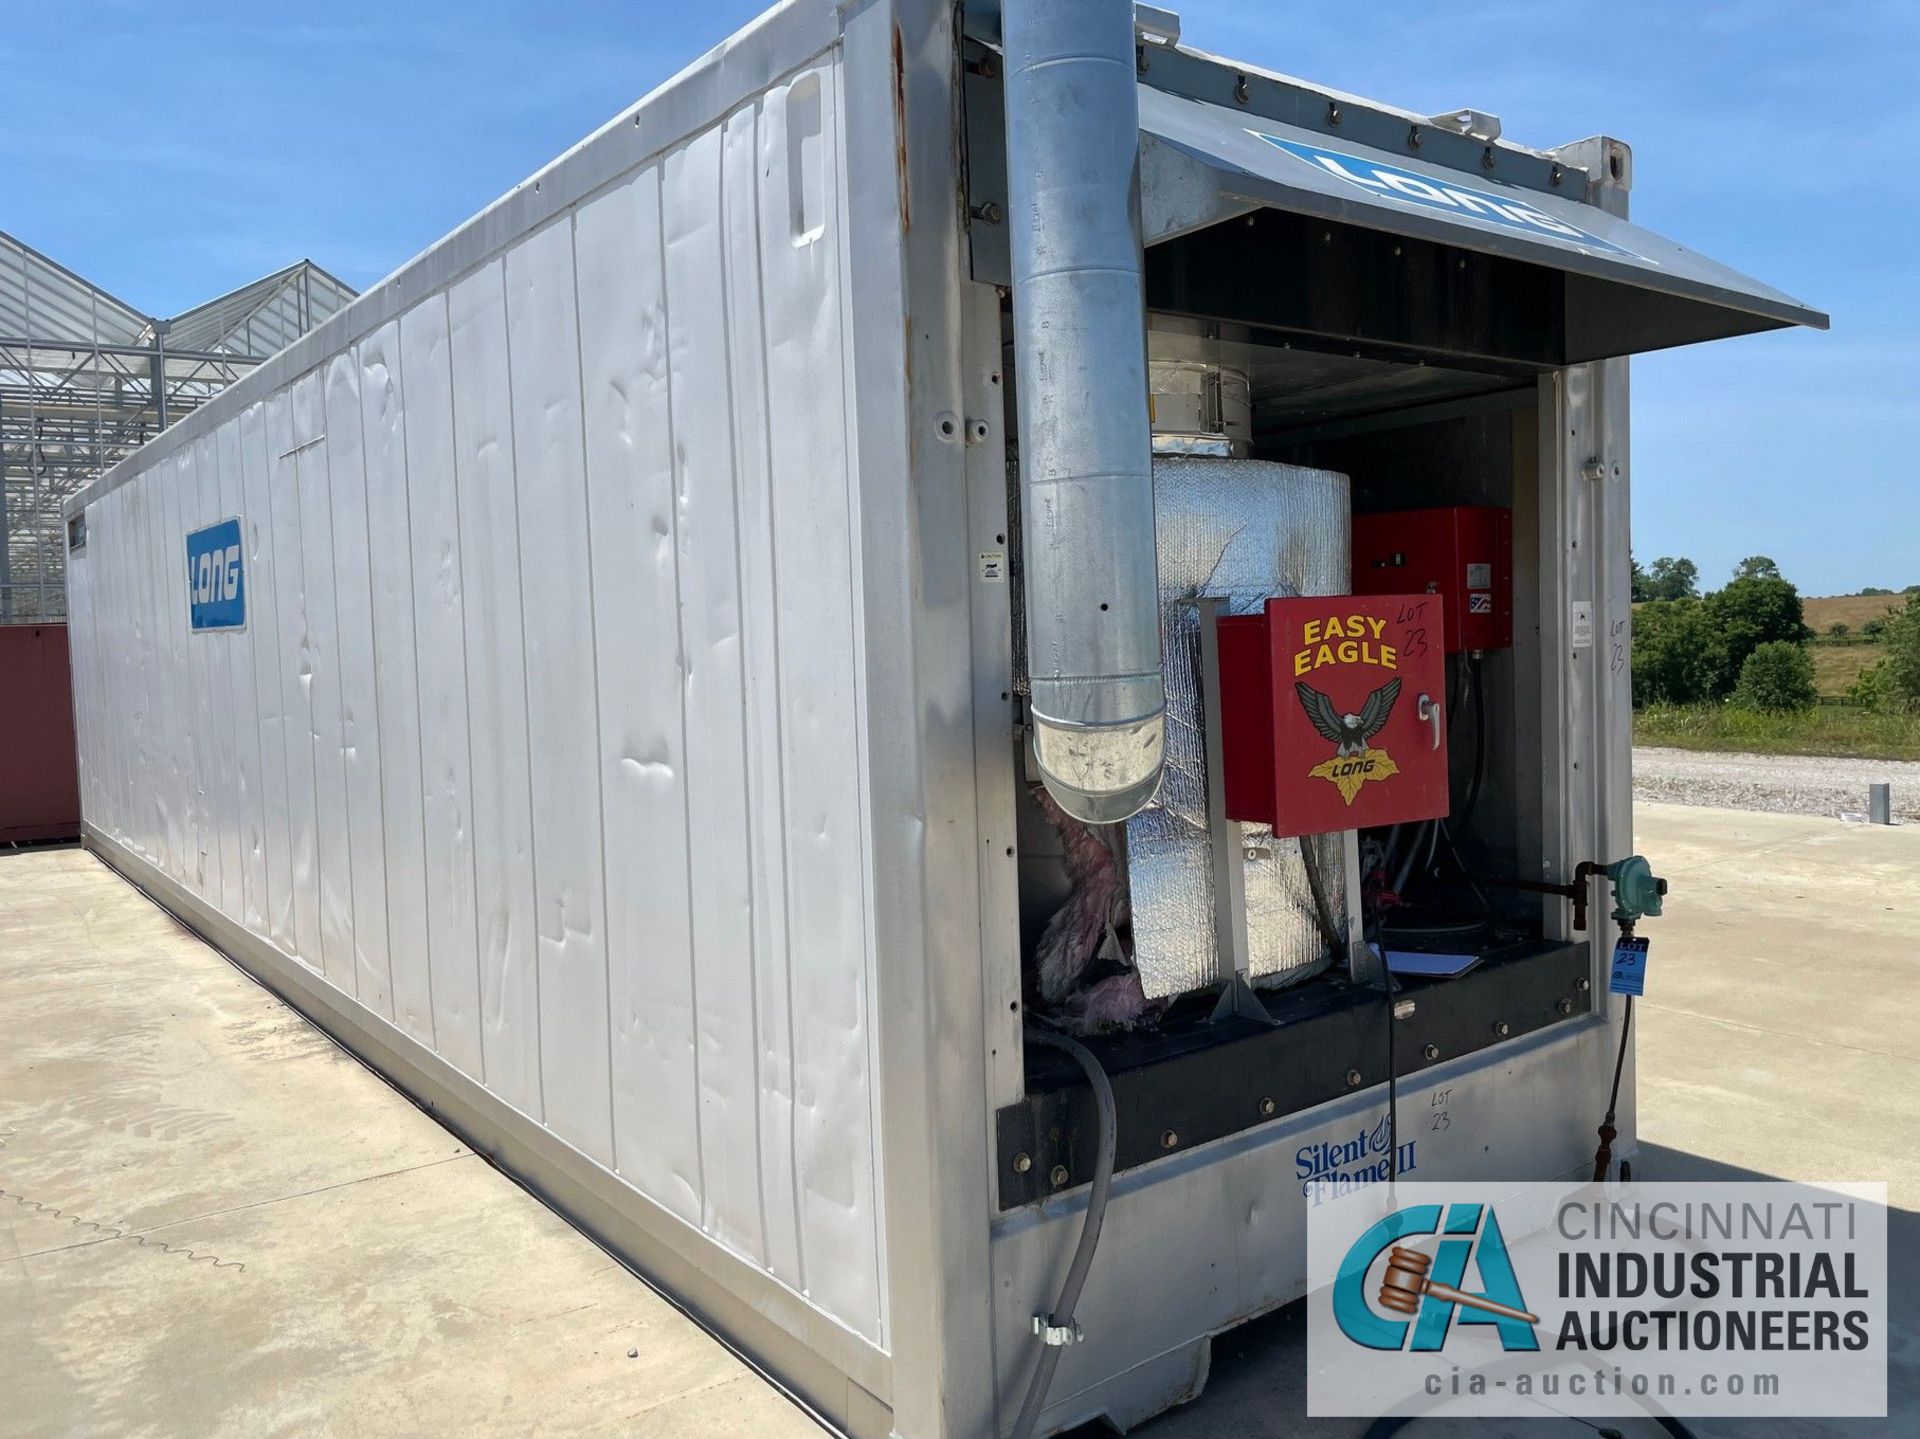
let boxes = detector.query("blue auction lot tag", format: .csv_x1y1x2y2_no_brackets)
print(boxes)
1608,936,1650,996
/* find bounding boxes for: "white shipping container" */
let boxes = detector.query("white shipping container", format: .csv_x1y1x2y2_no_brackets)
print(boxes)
65,3,1822,1435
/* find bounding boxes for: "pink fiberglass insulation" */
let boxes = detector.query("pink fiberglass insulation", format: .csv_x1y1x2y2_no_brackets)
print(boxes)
1031,788,1163,1032
1061,970,1159,1031
1033,787,1125,1002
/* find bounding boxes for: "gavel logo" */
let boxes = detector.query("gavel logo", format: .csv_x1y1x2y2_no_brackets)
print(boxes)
1378,1246,1539,1325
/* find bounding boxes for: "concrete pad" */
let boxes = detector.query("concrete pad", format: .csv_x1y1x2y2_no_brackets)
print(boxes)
1632,801,1920,1136
1632,801,1920,1436
0,847,821,1439
0,848,471,1250
6,806,1912,1437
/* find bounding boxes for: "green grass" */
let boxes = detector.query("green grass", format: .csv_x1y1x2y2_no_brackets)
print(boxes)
1634,703,1920,761
1809,639,1885,699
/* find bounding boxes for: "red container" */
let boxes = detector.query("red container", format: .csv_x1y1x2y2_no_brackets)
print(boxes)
0,624,81,843
1217,595,1450,838
1351,505,1512,653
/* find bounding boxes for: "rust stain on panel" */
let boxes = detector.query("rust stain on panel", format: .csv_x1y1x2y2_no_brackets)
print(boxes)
892,22,911,233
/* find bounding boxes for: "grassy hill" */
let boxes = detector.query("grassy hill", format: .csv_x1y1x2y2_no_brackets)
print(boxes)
1803,593,1904,633
1812,643,1880,698
1802,593,1904,700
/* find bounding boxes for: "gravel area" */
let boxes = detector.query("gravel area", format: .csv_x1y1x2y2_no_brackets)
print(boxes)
1634,745,1920,821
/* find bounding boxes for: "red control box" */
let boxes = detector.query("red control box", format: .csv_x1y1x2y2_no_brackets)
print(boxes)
1217,595,1450,838
1351,506,1511,653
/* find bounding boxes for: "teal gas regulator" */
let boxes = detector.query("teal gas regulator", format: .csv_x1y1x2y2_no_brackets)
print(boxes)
1592,854,1667,1183
1605,854,1666,926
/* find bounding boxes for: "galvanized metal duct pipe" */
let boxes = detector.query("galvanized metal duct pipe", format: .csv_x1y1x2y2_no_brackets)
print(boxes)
1003,0,1165,823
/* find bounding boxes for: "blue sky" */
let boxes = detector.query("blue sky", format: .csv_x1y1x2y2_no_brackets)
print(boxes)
7,1,1912,594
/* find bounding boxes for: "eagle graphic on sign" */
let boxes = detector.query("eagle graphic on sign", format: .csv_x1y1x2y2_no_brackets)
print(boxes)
1296,677,1402,803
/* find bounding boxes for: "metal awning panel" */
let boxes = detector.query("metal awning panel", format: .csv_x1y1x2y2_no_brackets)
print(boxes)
1137,87,1827,355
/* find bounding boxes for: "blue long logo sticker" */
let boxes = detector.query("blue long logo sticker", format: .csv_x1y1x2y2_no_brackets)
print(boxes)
1250,134,1640,261
186,517,246,632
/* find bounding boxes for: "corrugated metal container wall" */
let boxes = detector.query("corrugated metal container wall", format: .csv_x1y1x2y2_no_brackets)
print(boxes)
65,50,890,1349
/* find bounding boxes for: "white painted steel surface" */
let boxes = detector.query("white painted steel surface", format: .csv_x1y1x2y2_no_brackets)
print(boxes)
990,1020,1617,1436
65,44,888,1360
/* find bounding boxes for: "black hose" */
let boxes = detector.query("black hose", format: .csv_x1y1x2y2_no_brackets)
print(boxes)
1435,819,1492,917
1388,651,1456,904
1593,989,1636,1183
1389,819,1423,898
1379,823,1404,896
1456,656,1487,832
1011,1027,1118,1439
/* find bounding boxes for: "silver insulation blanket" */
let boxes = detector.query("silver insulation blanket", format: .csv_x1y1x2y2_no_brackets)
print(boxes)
1128,457,1352,1000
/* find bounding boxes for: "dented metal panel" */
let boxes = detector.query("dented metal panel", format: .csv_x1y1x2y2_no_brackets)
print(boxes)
322,352,390,1008
448,258,544,1124
158,453,191,885
293,372,357,999
361,319,432,1040
663,121,764,1265
241,401,293,954
755,61,887,1340
63,17,890,1396
574,165,702,1218
505,214,617,1168
722,95,804,1288
267,388,319,971
180,439,214,899
215,418,261,930
196,432,244,919
402,296,484,1076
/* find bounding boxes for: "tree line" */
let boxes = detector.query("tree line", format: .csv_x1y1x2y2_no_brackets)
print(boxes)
1629,555,1920,713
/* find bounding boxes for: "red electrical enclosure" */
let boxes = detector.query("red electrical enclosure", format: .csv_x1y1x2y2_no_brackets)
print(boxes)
1217,595,1450,838
1351,505,1511,653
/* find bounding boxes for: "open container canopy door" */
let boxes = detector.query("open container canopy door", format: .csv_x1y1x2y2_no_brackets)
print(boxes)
1135,86,1828,368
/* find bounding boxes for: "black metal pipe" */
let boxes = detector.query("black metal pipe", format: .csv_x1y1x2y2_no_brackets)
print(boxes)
1464,860,1606,931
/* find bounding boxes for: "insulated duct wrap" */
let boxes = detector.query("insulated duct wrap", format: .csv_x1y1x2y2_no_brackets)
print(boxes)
1127,457,1352,1000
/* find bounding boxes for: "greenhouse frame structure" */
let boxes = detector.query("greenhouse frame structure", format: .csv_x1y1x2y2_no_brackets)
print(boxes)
1,231,355,622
